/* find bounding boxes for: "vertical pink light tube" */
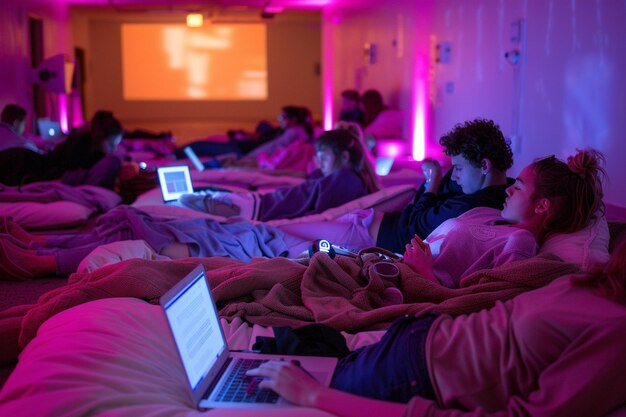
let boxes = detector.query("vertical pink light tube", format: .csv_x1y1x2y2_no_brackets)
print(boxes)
57,94,69,133
411,54,428,161
71,95,84,128
321,8,334,131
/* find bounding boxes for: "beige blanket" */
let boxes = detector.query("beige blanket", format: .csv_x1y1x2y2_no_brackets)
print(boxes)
215,251,579,330
11,251,578,353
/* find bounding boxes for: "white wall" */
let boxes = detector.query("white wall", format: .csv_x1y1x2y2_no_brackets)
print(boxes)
429,0,626,208
2,0,625,208
326,0,626,208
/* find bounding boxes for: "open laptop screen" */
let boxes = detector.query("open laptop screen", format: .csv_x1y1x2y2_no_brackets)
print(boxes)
156,165,194,202
37,119,64,140
162,268,227,391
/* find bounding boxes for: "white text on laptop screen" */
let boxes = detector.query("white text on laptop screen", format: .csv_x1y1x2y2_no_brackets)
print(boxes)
163,271,225,390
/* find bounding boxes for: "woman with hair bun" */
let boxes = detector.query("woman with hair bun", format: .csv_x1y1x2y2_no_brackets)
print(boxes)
528,149,605,237
402,148,607,288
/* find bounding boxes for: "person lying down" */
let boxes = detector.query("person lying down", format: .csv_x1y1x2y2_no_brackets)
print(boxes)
247,238,626,417
178,128,380,221
0,149,606,286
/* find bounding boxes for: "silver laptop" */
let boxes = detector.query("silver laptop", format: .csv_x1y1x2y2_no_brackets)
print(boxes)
37,119,64,140
160,264,337,409
156,165,231,205
156,165,196,204
184,146,206,172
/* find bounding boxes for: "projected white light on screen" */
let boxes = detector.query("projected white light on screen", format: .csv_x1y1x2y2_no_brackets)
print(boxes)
122,23,268,100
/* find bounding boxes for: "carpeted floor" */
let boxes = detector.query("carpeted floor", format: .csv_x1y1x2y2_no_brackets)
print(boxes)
0,277,68,389
0,277,68,311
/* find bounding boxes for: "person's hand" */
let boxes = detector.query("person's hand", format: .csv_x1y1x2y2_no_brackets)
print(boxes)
421,158,442,192
402,235,437,283
246,360,325,407
421,158,440,180
119,161,140,181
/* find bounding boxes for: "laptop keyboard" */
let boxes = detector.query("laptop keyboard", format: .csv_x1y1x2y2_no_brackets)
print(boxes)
214,359,279,404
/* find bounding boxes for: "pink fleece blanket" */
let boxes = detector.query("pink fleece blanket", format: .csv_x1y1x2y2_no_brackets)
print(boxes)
0,251,577,365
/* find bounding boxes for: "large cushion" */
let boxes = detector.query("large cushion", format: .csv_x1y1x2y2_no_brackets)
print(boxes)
76,240,169,274
0,201,93,230
0,298,343,417
539,216,610,270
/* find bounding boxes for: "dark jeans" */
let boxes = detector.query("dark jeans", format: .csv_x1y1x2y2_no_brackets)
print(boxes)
331,314,438,403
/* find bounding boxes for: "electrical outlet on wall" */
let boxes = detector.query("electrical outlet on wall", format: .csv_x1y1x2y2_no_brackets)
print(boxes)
436,41,451,64
364,42,378,65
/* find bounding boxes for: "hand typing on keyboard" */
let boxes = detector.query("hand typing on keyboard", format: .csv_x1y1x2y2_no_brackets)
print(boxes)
244,375,263,396
214,359,279,403
245,360,324,406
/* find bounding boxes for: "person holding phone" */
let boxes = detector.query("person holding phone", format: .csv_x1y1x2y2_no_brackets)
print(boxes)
373,118,515,254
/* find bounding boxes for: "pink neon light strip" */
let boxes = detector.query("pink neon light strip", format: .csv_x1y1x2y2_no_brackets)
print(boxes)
57,94,69,133
411,55,427,161
322,9,334,131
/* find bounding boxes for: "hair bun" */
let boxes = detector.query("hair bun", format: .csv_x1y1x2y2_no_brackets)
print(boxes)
567,149,604,179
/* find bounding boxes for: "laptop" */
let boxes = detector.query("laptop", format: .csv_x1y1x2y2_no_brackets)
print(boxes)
375,156,395,176
37,119,64,140
184,146,206,172
156,165,230,204
184,146,222,171
160,264,338,409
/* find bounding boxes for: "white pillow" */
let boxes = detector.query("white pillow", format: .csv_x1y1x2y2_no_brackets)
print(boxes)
0,201,93,230
539,216,610,270
76,240,169,274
